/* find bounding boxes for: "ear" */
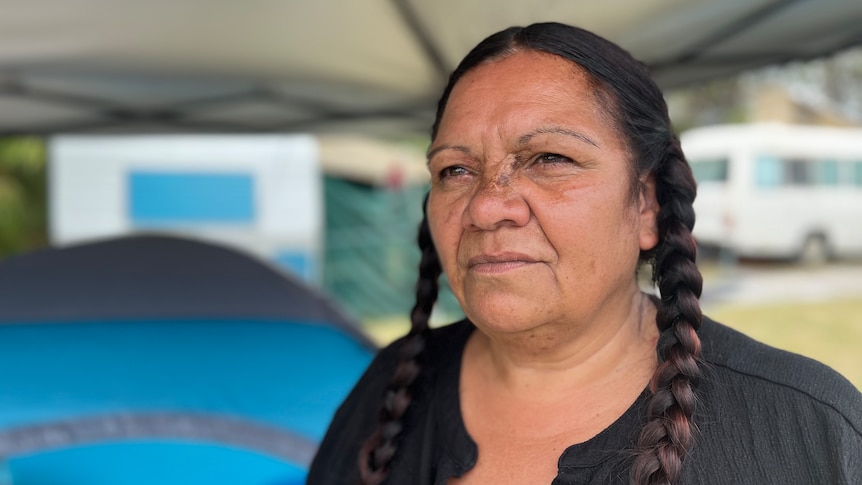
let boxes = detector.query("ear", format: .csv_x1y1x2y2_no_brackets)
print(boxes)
638,174,660,251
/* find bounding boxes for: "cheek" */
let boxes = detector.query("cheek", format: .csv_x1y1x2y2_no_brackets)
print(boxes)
545,196,642,265
428,203,468,304
427,195,462,268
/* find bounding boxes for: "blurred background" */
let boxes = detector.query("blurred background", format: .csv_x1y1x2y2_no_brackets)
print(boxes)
1,0,861,483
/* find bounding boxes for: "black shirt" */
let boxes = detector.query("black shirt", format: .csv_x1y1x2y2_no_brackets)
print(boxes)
308,317,862,484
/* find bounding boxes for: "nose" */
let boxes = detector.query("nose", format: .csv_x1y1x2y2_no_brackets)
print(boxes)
462,172,531,231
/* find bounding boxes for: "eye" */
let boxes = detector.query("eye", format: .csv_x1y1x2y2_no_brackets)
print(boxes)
439,165,470,179
536,153,573,164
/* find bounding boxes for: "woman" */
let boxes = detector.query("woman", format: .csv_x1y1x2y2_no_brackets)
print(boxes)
308,23,862,485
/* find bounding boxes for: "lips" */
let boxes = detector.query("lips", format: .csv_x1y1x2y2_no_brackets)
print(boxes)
467,252,538,274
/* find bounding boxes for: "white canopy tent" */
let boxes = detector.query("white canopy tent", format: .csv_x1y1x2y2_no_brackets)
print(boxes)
1,0,861,136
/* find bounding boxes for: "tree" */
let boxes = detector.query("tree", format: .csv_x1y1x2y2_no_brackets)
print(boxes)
0,137,48,259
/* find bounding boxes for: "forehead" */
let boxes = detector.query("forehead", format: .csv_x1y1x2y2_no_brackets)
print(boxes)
438,50,617,142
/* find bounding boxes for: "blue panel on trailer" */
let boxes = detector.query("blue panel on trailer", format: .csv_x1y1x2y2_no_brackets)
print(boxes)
274,251,314,282
129,172,255,224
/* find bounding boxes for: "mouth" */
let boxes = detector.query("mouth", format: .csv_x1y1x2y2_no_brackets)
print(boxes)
467,253,538,274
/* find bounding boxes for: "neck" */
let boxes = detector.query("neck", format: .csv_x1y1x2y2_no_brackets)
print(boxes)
465,290,659,399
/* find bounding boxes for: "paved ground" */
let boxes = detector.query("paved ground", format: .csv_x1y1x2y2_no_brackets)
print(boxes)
699,260,862,309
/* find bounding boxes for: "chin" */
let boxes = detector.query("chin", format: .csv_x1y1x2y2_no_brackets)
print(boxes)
462,295,553,335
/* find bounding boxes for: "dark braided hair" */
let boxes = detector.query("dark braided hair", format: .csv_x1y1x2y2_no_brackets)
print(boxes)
359,22,704,485
358,196,441,484
632,134,703,485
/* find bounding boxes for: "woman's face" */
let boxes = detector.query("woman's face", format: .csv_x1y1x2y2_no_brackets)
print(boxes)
427,50,659,335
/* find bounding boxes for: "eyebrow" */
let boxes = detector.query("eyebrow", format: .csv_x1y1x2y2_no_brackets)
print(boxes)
426,144,470,162
426,125,600,162
519,126,600,148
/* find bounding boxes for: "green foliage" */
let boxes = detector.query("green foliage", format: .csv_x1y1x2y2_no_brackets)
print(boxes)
0,137,48,259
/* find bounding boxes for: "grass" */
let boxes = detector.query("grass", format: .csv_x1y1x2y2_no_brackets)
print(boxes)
363,316,410,346
706,298,862,389
364,298,862,391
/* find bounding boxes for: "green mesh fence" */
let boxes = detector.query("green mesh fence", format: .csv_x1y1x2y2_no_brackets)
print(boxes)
322,176,462,322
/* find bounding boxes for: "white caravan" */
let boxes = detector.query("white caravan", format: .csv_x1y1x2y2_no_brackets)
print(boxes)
681,123,862,262
49,135,323,282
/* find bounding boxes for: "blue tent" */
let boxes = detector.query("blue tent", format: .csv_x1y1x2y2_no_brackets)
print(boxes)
0,235,375,485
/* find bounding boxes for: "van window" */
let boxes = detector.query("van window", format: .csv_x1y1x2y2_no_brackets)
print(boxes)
815,159,839,185
785,159,812,185
855,162,862,186
690,158,728,184
755,155,782,187
755,156,843,187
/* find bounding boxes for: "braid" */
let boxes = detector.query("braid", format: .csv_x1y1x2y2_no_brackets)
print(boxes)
358,200,441,485
631,138,704,485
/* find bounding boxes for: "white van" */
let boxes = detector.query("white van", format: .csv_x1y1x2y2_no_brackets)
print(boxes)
681,123,862,262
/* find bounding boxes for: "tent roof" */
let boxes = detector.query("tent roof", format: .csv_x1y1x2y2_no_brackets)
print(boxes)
2,0,861,136
0,234,368,342
0,234,376,480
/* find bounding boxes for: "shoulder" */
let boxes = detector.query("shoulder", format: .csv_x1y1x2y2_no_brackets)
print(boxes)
306,320,473,484
699,315,862,432
355,319,474,380
423,318,476,361
328,318,473,416
359,319,473,383
688,317,862,482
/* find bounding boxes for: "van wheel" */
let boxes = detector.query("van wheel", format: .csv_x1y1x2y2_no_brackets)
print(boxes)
799,235,829,266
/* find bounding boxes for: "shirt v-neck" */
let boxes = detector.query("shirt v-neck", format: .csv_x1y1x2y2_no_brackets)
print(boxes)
429,319,647,484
